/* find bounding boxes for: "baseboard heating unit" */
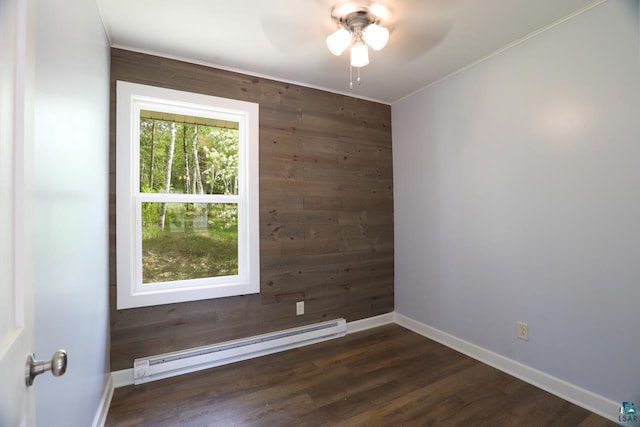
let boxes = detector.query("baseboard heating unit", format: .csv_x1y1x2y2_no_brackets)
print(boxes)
133,318,347,384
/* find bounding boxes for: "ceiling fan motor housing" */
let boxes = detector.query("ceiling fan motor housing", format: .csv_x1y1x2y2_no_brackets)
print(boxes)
331,2,388,35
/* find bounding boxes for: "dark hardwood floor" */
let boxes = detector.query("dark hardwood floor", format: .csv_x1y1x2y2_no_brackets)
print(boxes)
106,324,615,426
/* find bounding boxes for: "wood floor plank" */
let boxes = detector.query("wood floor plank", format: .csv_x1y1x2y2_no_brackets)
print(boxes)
106,324,616,427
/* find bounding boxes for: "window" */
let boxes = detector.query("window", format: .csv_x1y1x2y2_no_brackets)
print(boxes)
116,81,259,309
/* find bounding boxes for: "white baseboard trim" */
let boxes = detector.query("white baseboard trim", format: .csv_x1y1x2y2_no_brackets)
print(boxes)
394,313,619,423
112,368,134,388
92,373,114,427
347,312,395,334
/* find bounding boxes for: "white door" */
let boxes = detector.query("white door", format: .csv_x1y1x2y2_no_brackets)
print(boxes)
0,0,35,425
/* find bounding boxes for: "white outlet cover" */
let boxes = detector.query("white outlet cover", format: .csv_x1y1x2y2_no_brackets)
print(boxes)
517,321,529,341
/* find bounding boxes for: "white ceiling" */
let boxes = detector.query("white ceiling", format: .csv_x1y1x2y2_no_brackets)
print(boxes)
98,0,605,104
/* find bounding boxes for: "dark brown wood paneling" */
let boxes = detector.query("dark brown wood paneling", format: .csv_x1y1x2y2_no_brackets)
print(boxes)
109,48,394,370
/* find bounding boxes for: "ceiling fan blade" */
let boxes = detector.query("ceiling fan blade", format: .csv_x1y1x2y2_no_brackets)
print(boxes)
382,0,461,61
259,18,319,53
259,0,335,54
384,18,453,61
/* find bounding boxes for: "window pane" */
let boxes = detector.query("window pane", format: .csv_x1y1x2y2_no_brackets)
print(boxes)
139,115,239,196
141,202,238,284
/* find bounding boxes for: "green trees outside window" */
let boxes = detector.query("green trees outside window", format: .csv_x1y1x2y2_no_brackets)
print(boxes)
138,116,239,284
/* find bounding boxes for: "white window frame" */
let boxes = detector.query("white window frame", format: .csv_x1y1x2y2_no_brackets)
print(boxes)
116,81,259,309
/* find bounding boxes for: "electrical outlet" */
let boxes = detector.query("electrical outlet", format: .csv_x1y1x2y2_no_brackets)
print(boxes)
517,321,529,341
296,301,304,316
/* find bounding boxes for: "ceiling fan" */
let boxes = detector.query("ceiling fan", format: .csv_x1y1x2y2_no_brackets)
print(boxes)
260,0,457,87
325,2,391,88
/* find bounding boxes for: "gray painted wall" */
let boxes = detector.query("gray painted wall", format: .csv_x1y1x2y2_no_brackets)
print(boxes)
392,0,639,403
33,0,111,425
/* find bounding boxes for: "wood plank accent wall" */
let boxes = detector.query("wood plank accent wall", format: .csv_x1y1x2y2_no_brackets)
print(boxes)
109,48,394,370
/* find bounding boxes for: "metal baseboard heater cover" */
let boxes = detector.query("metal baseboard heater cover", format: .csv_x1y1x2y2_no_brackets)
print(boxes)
133,318,347,384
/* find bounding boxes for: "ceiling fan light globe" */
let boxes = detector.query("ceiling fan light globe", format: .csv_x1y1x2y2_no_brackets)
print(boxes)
326,28,352,56
362,23,389,51
350,43,369,67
